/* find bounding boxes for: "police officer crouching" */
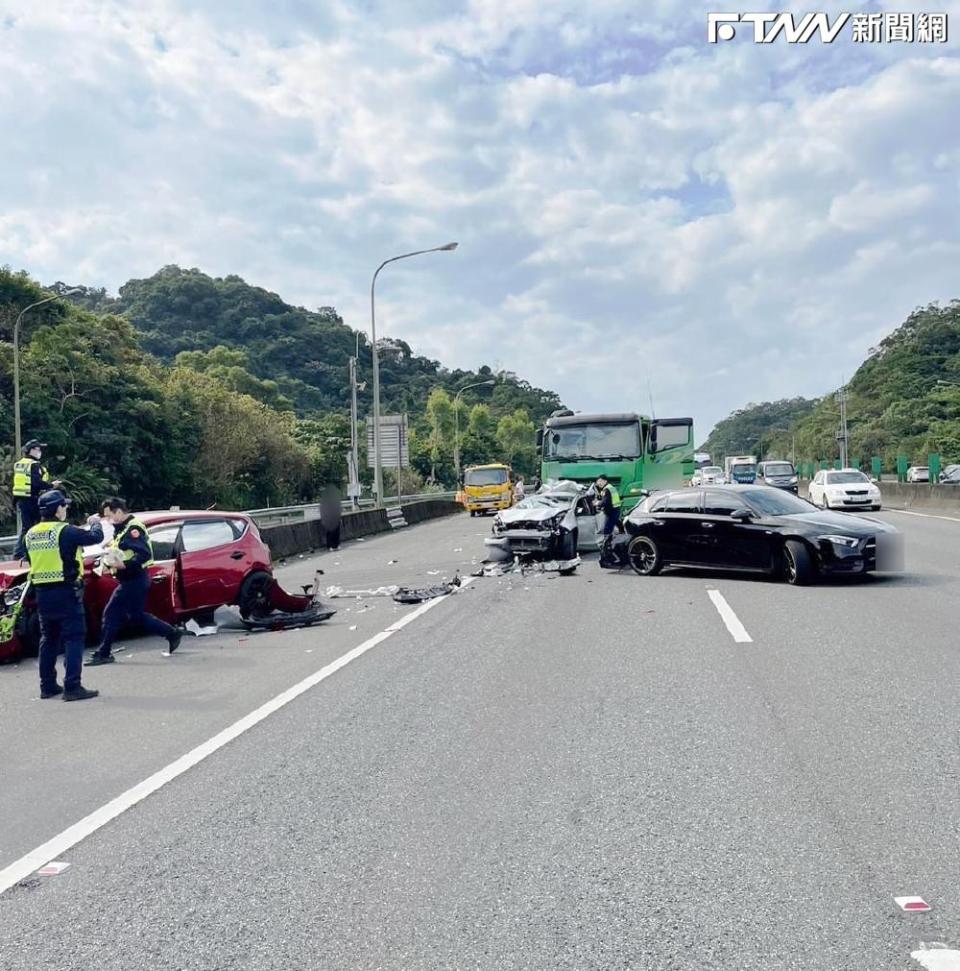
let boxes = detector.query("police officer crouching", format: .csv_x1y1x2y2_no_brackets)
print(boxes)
86,498,182,666
24,490,103,701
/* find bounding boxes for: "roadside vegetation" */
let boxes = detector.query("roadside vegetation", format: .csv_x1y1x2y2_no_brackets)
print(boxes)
0,266,561,521
703,301,960,470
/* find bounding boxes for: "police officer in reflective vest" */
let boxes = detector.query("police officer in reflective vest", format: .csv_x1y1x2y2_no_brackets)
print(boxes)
12,439,62,560
595,475,622,547
24,490,103,701
86,497,182,666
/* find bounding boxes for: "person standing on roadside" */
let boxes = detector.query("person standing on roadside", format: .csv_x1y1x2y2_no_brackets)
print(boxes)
86,498,182,666
513,477,525,503
12,439,62,560
320,484,343,550
24,489,103,701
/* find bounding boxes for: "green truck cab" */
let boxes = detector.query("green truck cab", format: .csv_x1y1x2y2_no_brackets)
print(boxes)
537,411,694,513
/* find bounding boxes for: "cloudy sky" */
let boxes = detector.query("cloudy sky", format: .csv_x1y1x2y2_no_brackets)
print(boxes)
1,1,959,438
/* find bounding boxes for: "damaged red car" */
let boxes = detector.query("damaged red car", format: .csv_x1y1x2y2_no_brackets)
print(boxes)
0,510,330,662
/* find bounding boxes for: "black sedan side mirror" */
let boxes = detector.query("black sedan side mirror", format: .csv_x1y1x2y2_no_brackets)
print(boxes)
730,508,754,522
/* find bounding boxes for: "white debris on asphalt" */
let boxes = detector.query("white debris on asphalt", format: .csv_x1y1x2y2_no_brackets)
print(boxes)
324,585,399,598
185,618,218,637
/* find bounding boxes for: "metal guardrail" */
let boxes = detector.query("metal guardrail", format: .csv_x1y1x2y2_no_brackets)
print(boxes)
0,492,459,553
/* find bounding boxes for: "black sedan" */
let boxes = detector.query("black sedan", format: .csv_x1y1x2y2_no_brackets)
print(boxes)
611,486,902,585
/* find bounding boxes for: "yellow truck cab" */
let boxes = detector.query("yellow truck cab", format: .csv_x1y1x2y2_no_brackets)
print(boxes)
462,464,514,517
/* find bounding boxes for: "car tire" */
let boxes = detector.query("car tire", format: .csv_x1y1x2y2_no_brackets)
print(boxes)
627,535,663,576
469,510,476,517
782,539,814,586
238,570,275,619
558,529,578,570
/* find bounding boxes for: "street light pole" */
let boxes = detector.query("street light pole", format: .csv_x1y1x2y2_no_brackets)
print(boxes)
454,379,496,484
13,290,80,454
369,242,458,507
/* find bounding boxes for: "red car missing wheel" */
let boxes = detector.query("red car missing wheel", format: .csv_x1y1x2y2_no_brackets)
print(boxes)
0,510,293,661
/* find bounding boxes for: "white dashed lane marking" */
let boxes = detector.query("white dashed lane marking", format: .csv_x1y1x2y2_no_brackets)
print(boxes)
0,579,474,896
706,588,753,643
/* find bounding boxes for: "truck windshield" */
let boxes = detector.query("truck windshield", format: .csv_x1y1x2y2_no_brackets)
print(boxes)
544,422,641,461
465,469,508,486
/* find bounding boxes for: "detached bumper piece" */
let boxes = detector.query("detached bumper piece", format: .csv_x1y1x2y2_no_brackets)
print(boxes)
480,538,580,575
215,578,337,632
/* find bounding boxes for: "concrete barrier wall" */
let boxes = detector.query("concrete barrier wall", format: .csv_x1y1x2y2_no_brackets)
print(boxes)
259,499,461,560
875,481,960,510
799,479,960,511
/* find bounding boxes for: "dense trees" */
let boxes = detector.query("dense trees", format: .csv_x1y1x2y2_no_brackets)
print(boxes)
703,301,960,470
1,265,562,523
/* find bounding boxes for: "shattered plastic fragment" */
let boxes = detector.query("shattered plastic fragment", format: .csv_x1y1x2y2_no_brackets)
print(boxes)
185,618,218,637
392,576,461,604
37,861,70,877
324,585,399,598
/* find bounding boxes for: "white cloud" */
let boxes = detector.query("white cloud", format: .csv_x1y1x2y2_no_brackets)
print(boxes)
0,0,958,440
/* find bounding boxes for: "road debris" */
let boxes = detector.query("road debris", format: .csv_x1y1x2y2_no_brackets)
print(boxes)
185,618,218,637
392,576,461,604
324,585,399,598
36,861,70,877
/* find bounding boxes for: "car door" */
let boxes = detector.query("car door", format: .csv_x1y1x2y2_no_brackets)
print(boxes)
177,518,247,611
574,495,602,550
647,489,703,562
144,522,182,622
700,491,774,570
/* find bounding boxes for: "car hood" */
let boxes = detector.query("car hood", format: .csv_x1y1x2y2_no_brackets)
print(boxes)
498,503,570,524
778,511,895,533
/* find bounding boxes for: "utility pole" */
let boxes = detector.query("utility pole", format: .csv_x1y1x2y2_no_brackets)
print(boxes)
348,354,360,509
838,381,849,468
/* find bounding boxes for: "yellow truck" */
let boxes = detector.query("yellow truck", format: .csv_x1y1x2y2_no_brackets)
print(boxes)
462,464,514,516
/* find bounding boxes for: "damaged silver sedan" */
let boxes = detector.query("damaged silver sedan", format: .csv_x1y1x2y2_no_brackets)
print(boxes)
486,481,603,571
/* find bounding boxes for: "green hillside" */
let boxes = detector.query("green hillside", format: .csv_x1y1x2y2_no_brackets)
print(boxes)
0,266,564,518
703,301,960,470
64,266,561,422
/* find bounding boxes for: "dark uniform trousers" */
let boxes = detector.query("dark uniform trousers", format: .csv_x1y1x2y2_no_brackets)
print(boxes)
98,572,175,655
36,584,87,694
14,500,40,560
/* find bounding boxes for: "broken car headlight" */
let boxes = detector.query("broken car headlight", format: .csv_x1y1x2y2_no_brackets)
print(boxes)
3,585,25,608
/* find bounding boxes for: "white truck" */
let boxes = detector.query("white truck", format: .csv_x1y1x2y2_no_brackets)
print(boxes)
724,455,757,485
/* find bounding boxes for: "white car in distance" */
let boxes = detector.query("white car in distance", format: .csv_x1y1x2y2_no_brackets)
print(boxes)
700,466,725,484
808,469,882,511
906,466,929,483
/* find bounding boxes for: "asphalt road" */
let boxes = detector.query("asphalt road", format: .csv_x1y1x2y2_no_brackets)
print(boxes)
0,508,958,970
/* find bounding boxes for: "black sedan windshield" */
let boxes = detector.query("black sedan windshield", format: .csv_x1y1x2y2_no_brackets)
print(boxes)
740,489,818,516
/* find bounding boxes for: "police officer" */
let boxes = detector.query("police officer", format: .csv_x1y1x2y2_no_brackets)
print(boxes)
24,489,103,701
12,439,62,560
86,498,182,665
595,475,622,548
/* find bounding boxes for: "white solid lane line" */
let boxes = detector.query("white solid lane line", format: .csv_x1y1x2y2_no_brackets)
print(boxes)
912,947,960,970
707,589,753,643
0,579,474,897
885,508,960,524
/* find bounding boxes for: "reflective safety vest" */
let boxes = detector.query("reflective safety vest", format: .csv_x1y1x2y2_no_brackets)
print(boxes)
604,485,622,509
111,517,154,567
12,458,45,498
25,521,84,585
